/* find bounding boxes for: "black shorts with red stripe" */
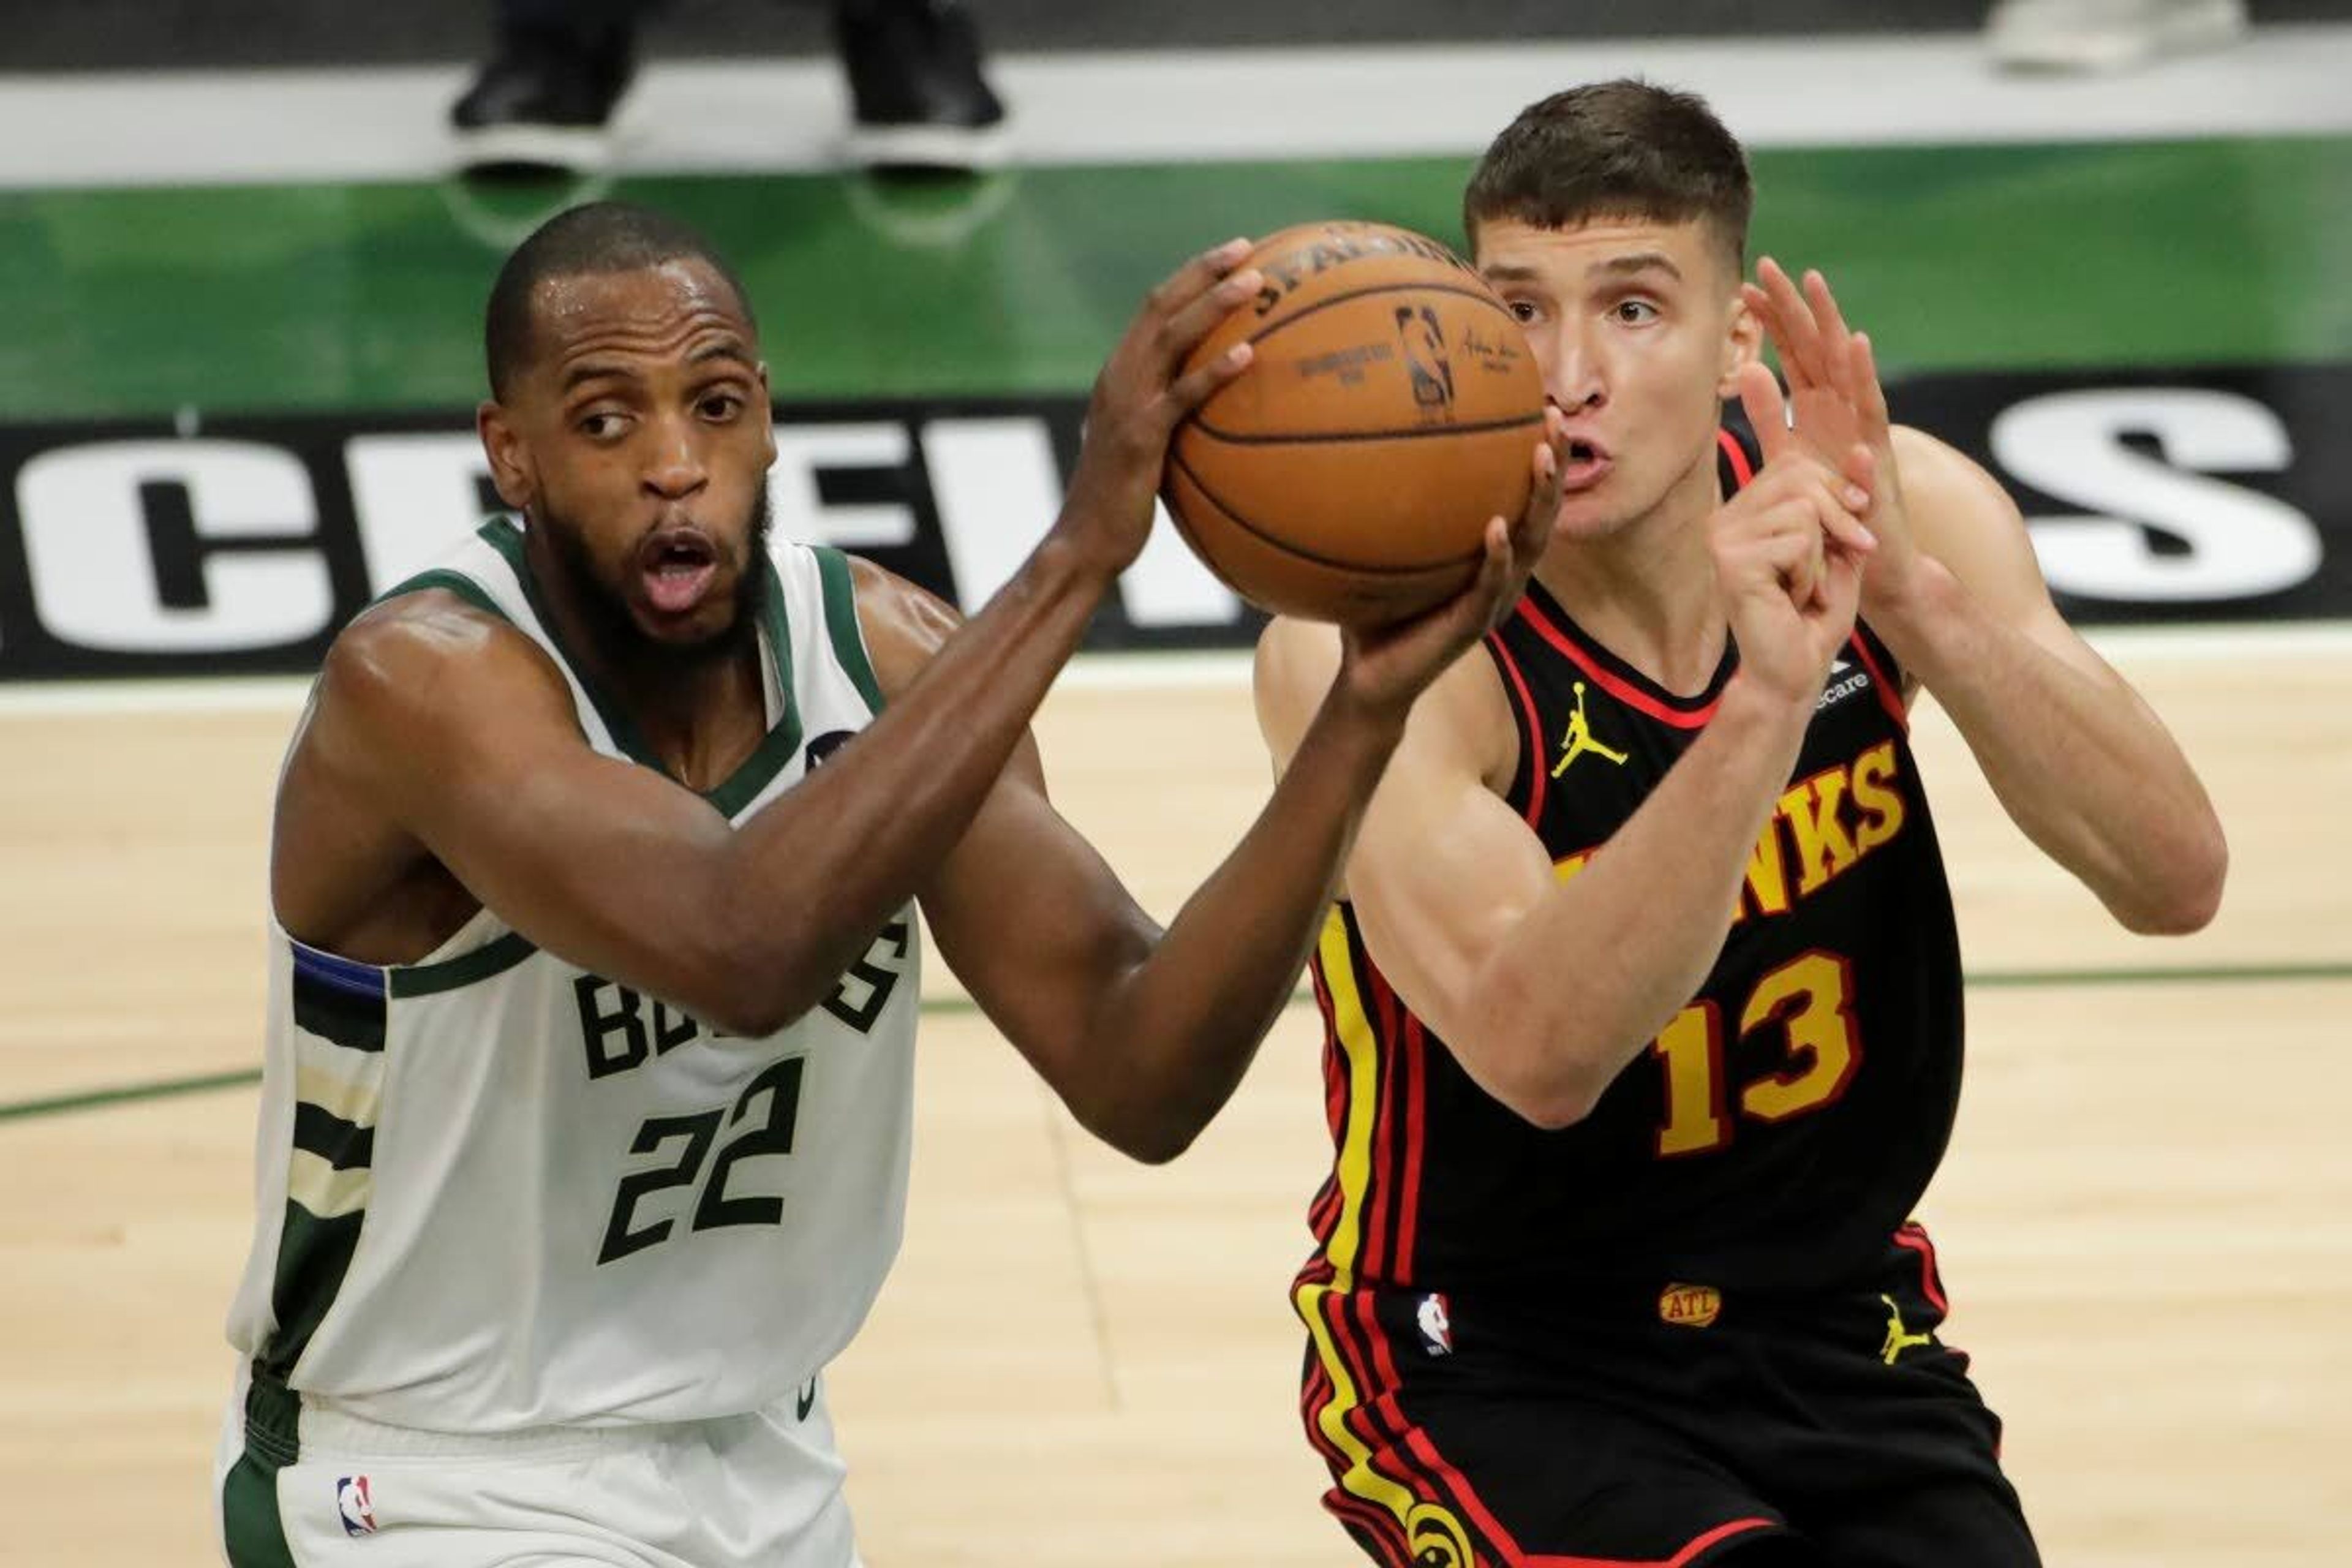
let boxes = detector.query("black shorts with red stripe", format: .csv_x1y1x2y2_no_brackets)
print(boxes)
1295,1229,2038,1568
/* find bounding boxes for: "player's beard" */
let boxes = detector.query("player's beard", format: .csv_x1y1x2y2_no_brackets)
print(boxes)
535,487,774,679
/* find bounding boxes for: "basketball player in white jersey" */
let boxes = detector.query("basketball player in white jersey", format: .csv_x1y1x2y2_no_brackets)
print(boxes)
214,202,1570,1566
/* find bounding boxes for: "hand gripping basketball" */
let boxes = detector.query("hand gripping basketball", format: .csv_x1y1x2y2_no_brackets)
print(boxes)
1161,221,1551,625
1053,238,1264,581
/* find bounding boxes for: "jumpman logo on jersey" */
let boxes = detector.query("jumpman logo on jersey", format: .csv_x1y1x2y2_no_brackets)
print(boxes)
1879,1294,1934,1365
1551,681,1629,777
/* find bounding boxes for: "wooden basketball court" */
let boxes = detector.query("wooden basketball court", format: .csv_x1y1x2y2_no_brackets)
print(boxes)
0,632,2343,1565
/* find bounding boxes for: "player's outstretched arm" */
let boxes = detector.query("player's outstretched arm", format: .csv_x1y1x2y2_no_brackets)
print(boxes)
908,416,1569,1163
1745,259,2226,933
1257,371,1875,1129
285,241,1268,1036
1866,424,2225,932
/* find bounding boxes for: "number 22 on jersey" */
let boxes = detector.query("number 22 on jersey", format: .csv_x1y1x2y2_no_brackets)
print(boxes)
1650,950,1862,1158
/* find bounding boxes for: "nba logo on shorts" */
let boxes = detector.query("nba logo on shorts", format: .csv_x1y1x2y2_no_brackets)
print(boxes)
336,1475,377,1536
1416,1291,1453,1355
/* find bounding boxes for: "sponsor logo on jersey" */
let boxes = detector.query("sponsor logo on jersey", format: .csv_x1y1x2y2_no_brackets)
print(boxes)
1415,1291,1453,1356
1879,1295,1935,1365
336,1474,377,1536
1659,1283,1722,1329
1817,655,1872,712
1550,680,1629,777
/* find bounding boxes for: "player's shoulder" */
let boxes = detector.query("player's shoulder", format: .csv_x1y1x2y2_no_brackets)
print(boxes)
317,586,567,742
1888,424,2027,543
839,554,959,703
1254,614,1515,782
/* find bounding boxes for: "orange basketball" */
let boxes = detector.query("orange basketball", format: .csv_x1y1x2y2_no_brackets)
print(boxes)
1163,220,1547,625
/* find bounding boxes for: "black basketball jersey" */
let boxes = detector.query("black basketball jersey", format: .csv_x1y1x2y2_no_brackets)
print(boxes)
1300,429,1964,1306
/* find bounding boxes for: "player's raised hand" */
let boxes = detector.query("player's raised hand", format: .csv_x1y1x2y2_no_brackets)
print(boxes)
1055,238,1262,579
1712,364,1874,707
1336,406,1573,720
1743,258,1922,605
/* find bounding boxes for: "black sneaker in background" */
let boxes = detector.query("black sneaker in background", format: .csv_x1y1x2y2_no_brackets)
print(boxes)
450,22,638,175
837,0,1009,174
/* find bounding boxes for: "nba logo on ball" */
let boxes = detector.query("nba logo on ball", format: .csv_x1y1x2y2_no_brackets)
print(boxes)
1163,219,1547,627
336,1475,377,1536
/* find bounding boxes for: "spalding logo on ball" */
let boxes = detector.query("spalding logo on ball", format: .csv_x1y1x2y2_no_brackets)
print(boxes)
1163,221,1547,625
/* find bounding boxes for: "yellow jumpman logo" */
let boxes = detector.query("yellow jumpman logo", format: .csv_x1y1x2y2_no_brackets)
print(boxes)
1551,681,1629,777
1880,1295,1934,1365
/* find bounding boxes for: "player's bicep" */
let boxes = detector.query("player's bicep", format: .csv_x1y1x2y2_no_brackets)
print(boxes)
1255,612,1551,1046
1342,701,1557,1053
311,602,744,1002
1895,425,2110,684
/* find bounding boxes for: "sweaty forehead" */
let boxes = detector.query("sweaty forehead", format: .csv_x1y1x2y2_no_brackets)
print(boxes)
526,260,755,377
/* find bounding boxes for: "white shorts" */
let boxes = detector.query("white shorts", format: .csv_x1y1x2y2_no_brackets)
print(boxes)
213,1362,862,1567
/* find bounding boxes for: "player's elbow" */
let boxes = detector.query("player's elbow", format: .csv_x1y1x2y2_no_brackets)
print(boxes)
2119,826,2228,936
693,938,832,1039
1106,1118,1200,1166
684,971,804,1040
1494,1071,1605,1133
1074,1095,1205,1166
1453,997,1607,1132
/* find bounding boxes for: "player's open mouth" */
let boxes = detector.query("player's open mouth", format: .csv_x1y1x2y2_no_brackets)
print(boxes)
1558,438,1613,493
641,529,719,615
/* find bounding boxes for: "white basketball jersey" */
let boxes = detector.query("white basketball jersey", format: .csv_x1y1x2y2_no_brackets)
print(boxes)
225,518,921,1431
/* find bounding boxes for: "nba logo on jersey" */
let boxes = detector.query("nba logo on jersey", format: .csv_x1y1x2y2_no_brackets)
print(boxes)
1416,1292,1453,1355
336,1475,377,1536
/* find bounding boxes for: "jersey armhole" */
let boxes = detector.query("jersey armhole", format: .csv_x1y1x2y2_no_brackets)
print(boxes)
1477,629,1547,831
1716,423,1762,492
810,546,887,716
1849,619,1913,731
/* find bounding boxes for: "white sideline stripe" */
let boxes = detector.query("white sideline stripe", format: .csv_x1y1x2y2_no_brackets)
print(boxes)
0,622,2344,718
1,29,2348,191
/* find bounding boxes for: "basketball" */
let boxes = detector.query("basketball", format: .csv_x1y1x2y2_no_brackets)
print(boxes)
1163,220,1547,625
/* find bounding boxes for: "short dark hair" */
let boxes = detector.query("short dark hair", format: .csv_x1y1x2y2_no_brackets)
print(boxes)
1463,80,1752,274
483,201,758,398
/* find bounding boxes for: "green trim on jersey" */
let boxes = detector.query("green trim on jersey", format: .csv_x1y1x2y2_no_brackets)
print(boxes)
476,516,806,812
707,556,805,818
813,546,886,715
374,565,509,620
259,1199,368,1382
221,1373,300,1568
477,515,660,764
390,928,540,997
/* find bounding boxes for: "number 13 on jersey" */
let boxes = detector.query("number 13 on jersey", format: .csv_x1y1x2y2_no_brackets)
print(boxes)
1651,950,1863,1158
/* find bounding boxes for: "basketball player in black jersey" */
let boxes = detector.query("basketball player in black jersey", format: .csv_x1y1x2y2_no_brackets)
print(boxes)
1255,81,2226,1567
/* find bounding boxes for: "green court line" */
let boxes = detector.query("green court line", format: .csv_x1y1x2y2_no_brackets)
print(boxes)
0,1066,272,1123
5,959,2346,1127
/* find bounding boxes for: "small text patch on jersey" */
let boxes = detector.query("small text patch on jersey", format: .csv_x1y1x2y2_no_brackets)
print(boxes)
1817,657,1872,712
1659,1284,1722,1329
